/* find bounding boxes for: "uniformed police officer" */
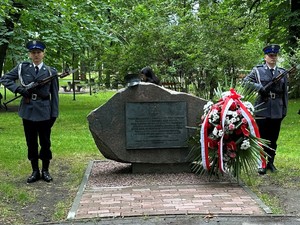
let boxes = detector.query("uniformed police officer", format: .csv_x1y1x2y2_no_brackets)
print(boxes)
244,44,288,175
0,40,59,183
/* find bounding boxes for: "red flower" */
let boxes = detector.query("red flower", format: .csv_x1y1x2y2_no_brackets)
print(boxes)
228,151,237,158
226,141,237,151
208,138,218,148
242,118,247,124
228,123,235,130
235,128,242,135
229,102,237,110
216,124,222,130
241,124,250,136
224,134,230,140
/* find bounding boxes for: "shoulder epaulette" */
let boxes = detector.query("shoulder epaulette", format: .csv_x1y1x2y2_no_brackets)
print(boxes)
256,65,263,68
47,66,57,71
21,61,30,65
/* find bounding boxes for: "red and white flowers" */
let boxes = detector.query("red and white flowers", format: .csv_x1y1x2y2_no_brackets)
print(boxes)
194,88,267,179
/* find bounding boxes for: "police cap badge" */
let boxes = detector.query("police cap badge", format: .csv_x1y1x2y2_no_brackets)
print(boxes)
263,44,280,54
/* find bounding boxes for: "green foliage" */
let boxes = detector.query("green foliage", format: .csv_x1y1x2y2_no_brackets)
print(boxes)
1,0,300,97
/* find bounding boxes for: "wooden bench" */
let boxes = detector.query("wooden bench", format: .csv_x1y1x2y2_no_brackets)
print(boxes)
76,85,83,92
61,85,71,92
161,82,182,91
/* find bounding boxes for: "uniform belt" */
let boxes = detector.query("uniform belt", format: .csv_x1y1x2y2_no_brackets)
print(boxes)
269,91,282,99
31,94,50,101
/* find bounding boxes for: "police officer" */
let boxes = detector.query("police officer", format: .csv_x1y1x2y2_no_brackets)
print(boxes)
244,44,288,175
0,40,59,183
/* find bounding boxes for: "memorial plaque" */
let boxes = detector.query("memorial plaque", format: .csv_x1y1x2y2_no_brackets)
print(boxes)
126,102,188,149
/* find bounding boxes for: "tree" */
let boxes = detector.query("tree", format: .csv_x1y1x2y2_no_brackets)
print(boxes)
0,1,24,74
289,0,300,53
1,0,299,97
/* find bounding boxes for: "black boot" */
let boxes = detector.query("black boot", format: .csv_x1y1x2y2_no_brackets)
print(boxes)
258,168,266,175
41,160,53,182
27,160,40,183
267,156,277,172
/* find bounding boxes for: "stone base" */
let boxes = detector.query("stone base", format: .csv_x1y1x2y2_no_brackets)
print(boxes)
132,163,192,173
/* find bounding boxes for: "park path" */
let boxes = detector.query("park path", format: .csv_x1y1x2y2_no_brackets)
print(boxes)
67,161,270,220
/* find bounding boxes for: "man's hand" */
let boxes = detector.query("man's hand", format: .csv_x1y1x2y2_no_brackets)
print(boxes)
16,86,31,98
259,86,269,96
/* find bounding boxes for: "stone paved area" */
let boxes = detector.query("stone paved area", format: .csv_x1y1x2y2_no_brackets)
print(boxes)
75,183,264,219
67,161,270,220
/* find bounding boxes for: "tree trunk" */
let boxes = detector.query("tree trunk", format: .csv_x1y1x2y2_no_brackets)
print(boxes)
0,44,8,77
289,0,300,54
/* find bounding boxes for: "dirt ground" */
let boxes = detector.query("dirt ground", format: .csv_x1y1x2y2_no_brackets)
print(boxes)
1,162,74,225
256,174,300,216
2,162,297,225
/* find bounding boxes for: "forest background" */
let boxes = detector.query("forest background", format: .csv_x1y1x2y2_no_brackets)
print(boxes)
1,0,300,98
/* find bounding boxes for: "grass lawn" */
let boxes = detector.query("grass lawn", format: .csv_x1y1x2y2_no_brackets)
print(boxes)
0,90,115,224
242,98,300,213
0,88,299,223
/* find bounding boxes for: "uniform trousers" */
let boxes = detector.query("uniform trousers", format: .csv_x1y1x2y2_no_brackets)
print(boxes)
256,117,283,163
22,118,54,161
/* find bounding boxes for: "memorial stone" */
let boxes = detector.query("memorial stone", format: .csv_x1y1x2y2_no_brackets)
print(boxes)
87,82,207,173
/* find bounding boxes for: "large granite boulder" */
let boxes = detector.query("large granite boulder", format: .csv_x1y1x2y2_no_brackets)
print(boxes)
87,83,207,172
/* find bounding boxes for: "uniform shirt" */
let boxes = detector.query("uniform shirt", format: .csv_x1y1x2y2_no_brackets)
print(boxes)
0,62,59,121
243,63,288,119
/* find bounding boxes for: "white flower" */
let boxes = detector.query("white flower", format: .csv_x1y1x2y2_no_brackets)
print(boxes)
218,129,224,137
225,116,230,125
211,109,218,114
240,139,251,150
232,111,238,118
226,110,234,115
212,127,219,137
230,117,237,123
203,101,214,114
213,114,219,122
212,127,223,138
209,109,220,122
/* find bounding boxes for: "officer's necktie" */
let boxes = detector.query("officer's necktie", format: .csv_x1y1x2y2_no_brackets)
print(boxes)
35,66,39,75
270,68,274,75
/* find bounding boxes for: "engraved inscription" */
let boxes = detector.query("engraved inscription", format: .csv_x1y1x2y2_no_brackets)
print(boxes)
126,102,188,149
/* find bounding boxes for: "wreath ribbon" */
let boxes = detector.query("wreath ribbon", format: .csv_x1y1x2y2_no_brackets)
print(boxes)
200,109,210,171
200,88,266,172
230,88,266,169
237,98,266,169
218,97,234,173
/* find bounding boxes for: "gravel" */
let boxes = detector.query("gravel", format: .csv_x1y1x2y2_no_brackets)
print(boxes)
87,160,232,187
